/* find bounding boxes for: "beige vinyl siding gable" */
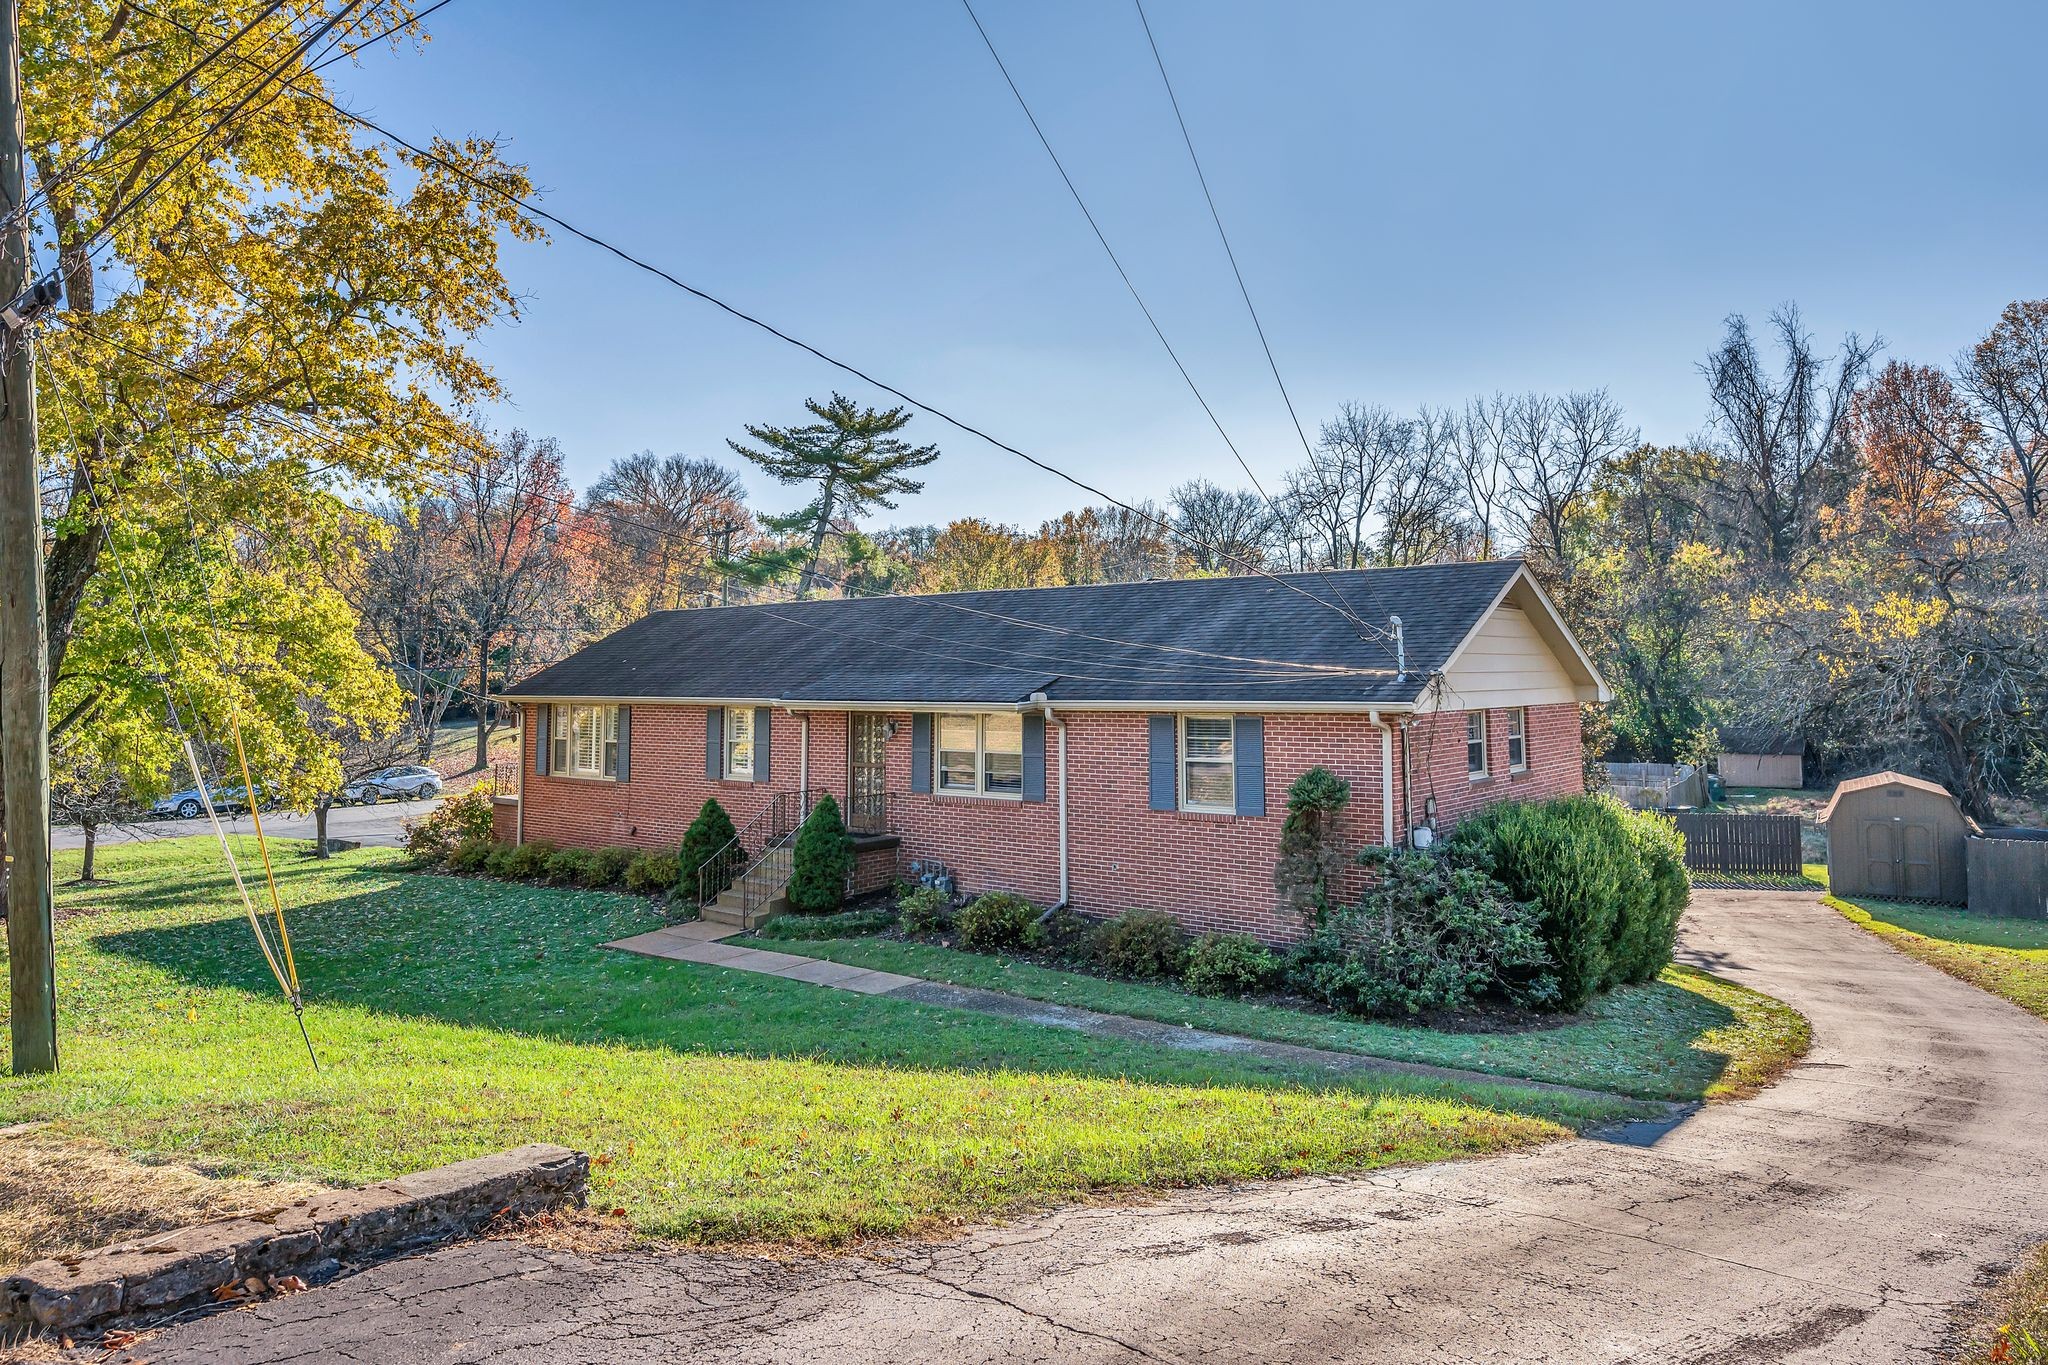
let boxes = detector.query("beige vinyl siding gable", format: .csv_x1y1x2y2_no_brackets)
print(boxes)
1438,605,1584,708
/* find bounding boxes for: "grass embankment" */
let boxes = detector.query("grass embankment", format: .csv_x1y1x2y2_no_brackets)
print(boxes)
0,840,1646,1265
1819,863,2048,1022
1955,1241,2048,1364
750,934,1810,1103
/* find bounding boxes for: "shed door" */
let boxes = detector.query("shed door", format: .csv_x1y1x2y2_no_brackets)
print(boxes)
1899,823,1940,900
1864,822,1900,897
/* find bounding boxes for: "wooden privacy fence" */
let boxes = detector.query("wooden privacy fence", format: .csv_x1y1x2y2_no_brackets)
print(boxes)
1670,812,1804,878
1968,830,2048,920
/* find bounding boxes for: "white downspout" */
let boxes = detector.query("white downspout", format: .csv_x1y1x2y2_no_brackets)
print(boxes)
1030,692,1070,908
1374,710,1395,848
798,712,810,797
515,704,526,846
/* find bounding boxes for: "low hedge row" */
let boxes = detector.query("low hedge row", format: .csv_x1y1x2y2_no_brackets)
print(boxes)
418,829,679,899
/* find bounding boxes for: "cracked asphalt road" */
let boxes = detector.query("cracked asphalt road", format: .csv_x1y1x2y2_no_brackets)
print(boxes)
136,890,2048,1362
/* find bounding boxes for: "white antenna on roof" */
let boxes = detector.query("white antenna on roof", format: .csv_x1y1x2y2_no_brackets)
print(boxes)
1390,615,1405,681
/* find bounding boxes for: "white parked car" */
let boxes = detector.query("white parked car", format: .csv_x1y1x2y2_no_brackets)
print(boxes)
341,765,445,804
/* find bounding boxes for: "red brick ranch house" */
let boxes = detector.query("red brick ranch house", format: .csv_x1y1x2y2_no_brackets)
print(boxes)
495,559,1608,940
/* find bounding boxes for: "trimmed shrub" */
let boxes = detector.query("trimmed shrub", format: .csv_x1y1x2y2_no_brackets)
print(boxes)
624,850,681,895
483,842,520,878
544,847,597,886
677,798,741,901
1275,767,1352,924
1447,796,1634,1011
501,839,556,881
1024,905,1092,955
1616,810,1690,983
1091,909,1189,979
1183,932,1279,996
755,907,895,941
404,784,495,864
1292,849,1556,1017
585,846,639,889
898,885,953,935
448,837,495,874
786,795,854,913
957,891,1037,950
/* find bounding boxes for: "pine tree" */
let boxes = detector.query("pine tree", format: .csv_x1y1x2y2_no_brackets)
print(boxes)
725,394,940,596
786,795,854,913
678,798,741,900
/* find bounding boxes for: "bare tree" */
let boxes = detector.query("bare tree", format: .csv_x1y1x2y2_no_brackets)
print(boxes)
1449,395,1514,558
1169,479,1278,573
348,499,467,759
448,431,576,768
1377,414,1470,565
1951,299,2048,526
1508,389,1636,577
584,451,751,617
1700,306,1880,567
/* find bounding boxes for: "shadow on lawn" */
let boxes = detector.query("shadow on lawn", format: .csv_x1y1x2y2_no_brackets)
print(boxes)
84,868,1637,1120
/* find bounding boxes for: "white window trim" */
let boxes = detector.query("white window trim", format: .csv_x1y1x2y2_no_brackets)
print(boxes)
1507,707,1528,773
723,706,755,781
1467,710,1489,781
550,703,619,781
1179,713,1237,814
932,712,1024,800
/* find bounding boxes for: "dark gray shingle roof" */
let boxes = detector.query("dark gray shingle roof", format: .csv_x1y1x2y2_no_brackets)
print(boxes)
500,560,1523,708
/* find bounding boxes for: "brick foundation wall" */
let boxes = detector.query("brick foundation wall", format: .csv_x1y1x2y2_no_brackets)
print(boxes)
516,699,1584,942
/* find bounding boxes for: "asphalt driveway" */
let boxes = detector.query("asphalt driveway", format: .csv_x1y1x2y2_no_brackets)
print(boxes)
134,889,2048,1362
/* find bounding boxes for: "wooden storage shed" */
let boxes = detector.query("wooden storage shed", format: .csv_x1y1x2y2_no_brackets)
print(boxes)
1719,729,1804,790
1819,771,1973,904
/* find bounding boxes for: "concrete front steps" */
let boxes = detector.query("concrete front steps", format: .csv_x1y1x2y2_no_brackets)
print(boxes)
697,845,794,929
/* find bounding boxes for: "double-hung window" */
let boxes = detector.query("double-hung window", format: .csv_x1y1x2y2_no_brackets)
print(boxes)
1466,711,1488,779
551,704,619,778
1180,715,1235,812
934,713,1024,797
723,707,755,779
1507,707,1528,772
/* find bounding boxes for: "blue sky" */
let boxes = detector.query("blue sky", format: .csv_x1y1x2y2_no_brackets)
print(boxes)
336,0,2046,527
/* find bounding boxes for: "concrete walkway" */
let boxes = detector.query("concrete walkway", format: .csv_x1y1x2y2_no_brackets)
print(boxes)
139,890,2048,1363
604,922,1649,1108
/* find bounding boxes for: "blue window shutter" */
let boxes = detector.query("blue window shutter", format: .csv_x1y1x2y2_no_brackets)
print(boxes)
1233,715,1265,817
615,706,631,783
911,714,932,794
1148,715,1177,812
1022,712,1046,803
753,706,772,784
705,708,722,781
534,706,549,776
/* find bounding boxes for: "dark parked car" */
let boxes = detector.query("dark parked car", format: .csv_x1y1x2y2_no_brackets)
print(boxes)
341,765,445,804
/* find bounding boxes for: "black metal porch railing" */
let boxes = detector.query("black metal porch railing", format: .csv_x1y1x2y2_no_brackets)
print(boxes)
847,789,897,837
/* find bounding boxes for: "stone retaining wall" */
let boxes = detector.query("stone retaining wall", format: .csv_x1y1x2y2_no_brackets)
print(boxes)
3,1143,587,1337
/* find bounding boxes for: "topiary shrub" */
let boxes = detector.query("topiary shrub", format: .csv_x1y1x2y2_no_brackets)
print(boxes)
1615,809,1690,983
677,798,741,901
1291,848,1557,1017
755,907,896,941
585,846,639,889
404,785,496,864
624,850,681,895
1275,767,1352,925
1183,932,1279,996
1091,909,1189,979
785,795,854,913
502,839,556,881
957,891,1037,950
1446,796,1633,1011
898,885,952,935
449,837,496,874
544,846,597,886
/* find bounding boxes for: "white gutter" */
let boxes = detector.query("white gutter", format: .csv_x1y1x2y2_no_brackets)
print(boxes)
506,694,1417,715
1373,710,1395,848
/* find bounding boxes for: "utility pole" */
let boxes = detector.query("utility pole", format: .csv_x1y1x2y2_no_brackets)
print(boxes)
0,0,55,1075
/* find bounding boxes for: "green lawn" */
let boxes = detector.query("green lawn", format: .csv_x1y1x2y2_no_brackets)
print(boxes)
1821,865,2048,1021
1,840,1647,1258
746,933,1810,1103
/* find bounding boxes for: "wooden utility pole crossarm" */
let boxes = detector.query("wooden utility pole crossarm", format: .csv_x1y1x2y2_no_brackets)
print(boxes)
0,0,56,1075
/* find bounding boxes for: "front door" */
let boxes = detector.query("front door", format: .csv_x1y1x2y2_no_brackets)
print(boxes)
849,714,888,835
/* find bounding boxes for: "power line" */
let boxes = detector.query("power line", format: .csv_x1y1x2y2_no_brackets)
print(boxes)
957,0,1286,517
105,0,1395,650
